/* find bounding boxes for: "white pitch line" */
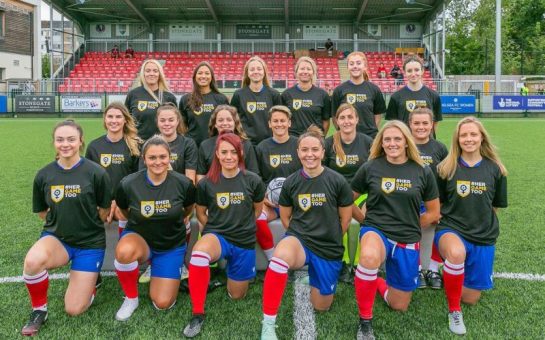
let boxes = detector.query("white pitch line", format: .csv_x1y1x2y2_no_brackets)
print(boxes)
293,270,316,340
493,272,545,281
0,271,117,284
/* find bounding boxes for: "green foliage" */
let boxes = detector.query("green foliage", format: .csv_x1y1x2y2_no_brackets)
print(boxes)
41,54,51,79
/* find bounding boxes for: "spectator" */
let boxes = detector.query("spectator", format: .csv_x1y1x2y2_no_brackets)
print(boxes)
125,45,135,58
520,83,529,96
325,38,334,51
390,64,404,86
111,45,120,59
377,63,387,79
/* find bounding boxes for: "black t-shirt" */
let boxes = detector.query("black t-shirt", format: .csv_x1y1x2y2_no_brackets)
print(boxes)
255,136,301,185
85,135,139,195
331,81,386,138
437,158,507,245
385,85,442,125
230,86,282,144
179,92,229,146
196,171,265,249
417,139,448,177
197,136,259,176
324,133,373,182
351,157,438,243
281,85,331,136
125,86,178,140
279,168,353,260
137,135,198,176
32,159,112,249
116,170,196,250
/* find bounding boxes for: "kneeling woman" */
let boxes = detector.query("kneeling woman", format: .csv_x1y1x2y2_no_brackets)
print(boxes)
351,121,440,339
22,120,111,336
435,117,507,335
113,136,195,321
183,133,265,338
260,126,353,340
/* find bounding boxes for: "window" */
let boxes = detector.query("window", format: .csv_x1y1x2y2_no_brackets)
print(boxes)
0,10,5,38
0,68,5,81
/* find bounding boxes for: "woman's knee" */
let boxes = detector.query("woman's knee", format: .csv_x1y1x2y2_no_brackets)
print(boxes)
358,248,382,268
115,243,138,263
152,296,176,310
23,253,48,274
388,299,410,312
65,301,89,316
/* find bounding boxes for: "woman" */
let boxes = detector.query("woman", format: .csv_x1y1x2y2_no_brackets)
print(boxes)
351,121,440,339
435,117,507,335
179,62,229,146
255,105,301,259
385,55,442,135
331,51,386,139
125,59,177,140
408,107,448,289
86,102,141,235
260,126,353,340
230,56,282,145
113,135,195,321
323,103,373,283
22,120,111,336
156,103,198,184
183,133,265,338
281,56,331,136
197,105,259,182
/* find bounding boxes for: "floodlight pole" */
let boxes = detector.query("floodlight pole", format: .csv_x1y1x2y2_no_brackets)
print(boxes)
495,0,501,92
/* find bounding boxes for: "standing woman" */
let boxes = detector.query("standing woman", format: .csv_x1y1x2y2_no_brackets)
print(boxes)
230,56,282,145
351,121,440,339
113,136,195,321
260,126,353,340
179,62,229,146
86,102,141,235
255,105,302,260
197,105,259,182
385,55,442,136
281,56,331,136
408,108,448,289
435,117,507,335
125,59,177,140
156,103,198,184
331,52,386,139
183,133,265,338
323,103,373,282
22,120,111,336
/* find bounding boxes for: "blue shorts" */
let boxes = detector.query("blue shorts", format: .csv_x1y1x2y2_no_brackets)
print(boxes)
40,232,104,273
359,226,420,292
273,207,280,217
301,242,342,295
121,230,186,280
434,229,495,290
213,233,256,281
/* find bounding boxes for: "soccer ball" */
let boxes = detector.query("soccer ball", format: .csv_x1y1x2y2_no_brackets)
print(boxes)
266,177,285,207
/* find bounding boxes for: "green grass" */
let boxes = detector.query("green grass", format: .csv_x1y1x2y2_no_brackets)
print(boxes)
0,118,544,338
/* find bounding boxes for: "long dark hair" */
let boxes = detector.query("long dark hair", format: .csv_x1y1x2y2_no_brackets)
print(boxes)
188,61,220,111
207,132,245,183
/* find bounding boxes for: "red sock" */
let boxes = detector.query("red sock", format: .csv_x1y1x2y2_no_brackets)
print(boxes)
354,265,378,319
114,260,139,299
443,260,464,312
376,277,388,302
188,251,211,315
262,257,289,317
256,219,274,251
431,243,443,264
118,220,127,237
24,271,49,309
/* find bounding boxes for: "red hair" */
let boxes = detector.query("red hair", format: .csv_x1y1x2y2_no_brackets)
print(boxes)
207,132,246,183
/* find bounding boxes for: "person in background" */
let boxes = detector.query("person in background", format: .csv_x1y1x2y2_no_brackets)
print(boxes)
376,63,387,79
125,45,135,59
325,38,334,51
111,45,120,59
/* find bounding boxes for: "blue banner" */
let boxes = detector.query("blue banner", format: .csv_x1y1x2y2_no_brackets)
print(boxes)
526,96,545,110
0,96,6,113
493,96,525,110
440,95,476,114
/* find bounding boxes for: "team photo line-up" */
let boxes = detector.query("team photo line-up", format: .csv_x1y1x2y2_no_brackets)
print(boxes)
21,52,507,340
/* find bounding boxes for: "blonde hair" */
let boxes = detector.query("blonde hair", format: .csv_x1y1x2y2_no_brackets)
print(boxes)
103,102,141,157
268,105,292,120
137,59,171,102
297,125,325,149
242,56,271,88
208,105,248,140
438,116,508,180
369,120,423,166
332,103,358,164
294,56,317,84
346,51,370,81
157,103,187,135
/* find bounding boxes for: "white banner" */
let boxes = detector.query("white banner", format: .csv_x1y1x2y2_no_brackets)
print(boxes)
107,94,127,105
400,23,423,39
61,95,102,112
303,24,339,40
169,24,205,41
116,24,129,37
90,23,112,38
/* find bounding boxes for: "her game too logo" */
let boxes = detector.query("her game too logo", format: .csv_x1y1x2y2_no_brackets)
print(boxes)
50,185,81,202
297,193,327,211
216,192,245,209
456,180,486,197
381,178,412,194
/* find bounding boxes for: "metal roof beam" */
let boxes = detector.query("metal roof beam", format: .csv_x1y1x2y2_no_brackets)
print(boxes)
122,0,150,28
356,0,370,24
204,0,218,22
284,0,289,33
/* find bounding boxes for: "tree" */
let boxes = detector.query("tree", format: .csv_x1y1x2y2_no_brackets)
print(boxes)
41,54,50,79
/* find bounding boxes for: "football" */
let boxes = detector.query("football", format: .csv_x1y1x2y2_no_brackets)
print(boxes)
266,177,286,207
